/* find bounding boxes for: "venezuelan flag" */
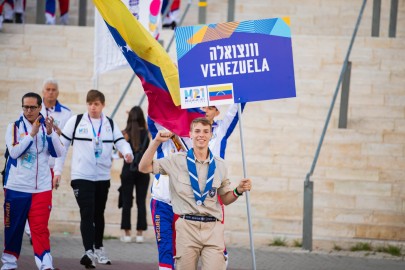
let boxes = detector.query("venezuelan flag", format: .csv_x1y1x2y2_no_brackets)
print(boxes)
208,84,234,102
93,0,203,137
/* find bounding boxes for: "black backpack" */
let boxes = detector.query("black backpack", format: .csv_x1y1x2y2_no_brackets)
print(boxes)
70,114,114,145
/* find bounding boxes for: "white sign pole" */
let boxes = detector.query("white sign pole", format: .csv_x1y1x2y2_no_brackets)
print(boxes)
237,103,257,270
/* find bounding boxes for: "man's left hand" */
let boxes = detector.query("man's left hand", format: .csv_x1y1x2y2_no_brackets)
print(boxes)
45,116,54,135
237,178,252,194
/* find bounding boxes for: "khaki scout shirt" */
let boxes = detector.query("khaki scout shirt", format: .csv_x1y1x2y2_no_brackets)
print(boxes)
152,152,232,221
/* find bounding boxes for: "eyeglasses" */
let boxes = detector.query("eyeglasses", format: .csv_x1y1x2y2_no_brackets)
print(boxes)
22,105,39,111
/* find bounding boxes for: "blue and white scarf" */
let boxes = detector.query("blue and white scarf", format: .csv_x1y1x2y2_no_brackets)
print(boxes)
186,148,216,206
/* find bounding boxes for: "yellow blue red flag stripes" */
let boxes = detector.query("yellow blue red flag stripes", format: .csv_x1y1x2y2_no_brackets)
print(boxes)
93,0,203,137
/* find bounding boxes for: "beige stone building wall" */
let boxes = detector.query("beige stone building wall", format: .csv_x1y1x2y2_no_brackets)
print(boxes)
0,0,404,249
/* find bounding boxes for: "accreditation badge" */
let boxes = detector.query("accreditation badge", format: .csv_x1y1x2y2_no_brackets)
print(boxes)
21,152,37,169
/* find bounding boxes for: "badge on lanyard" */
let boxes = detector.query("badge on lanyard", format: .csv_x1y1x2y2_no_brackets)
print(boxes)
20,117,45,169
88,115,103,159
21,152,37,169
93,136,103,158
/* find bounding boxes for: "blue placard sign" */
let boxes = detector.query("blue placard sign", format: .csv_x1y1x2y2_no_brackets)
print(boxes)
175,17,296,109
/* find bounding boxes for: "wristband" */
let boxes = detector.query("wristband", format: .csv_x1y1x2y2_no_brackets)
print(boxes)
233,187,243,197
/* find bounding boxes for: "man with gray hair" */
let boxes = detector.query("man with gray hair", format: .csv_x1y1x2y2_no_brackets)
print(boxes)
40,78,72,137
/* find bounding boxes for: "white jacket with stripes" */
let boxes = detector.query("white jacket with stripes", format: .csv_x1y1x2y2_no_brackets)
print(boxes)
4,114,65,193
54,113,133,181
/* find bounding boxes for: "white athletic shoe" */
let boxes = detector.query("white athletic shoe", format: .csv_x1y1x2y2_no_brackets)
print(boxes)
135,235,144,243
94,247,111,265
120,235,132,243
80,250,96,269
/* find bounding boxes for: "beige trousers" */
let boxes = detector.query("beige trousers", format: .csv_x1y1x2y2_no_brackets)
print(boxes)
174,217,226,270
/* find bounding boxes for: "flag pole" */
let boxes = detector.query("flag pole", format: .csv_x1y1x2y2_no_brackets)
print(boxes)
237,103,257,270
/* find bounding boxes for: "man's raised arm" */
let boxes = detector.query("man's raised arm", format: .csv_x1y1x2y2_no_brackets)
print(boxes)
139,130,173,173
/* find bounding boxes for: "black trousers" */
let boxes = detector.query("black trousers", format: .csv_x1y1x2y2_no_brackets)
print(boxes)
120,168,150,231
71,179,110,251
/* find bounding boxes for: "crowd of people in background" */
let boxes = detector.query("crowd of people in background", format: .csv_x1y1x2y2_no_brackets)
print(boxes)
1,77,250,270
0,0,71,30
1,1,254,270
0,0,183,31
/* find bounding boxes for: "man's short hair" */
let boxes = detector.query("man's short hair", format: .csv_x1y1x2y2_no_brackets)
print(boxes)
42,78,59,90
86,89,105,104
190,117,212,131
22,92,42,106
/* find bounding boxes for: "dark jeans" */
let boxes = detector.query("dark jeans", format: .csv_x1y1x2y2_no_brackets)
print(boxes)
71,179,110,251
120,168,150,231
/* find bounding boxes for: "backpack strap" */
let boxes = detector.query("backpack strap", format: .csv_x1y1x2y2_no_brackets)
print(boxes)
71,114,84,145
70,115,115,145
107,116,114,133
2,119,21,185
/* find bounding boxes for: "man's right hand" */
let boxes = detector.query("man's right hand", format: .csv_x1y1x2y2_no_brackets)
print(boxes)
156,130,173,143
30,115,42,137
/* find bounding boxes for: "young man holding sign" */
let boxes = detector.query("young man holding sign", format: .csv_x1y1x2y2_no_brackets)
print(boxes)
149,104,243,269
140,117,252,269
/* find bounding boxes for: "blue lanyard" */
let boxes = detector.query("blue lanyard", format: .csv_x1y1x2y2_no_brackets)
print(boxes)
88,114,103,142
186,148,216,206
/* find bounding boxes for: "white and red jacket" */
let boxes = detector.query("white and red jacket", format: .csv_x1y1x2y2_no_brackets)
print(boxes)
4,113,65,193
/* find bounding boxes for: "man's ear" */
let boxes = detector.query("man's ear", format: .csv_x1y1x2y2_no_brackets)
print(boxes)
215,110,220,117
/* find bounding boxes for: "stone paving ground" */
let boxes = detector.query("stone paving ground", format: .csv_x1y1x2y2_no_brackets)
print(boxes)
9,233,404,270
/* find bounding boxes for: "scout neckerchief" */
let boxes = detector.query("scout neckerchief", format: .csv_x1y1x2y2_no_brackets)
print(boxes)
88,114,103,158
186,148,216,206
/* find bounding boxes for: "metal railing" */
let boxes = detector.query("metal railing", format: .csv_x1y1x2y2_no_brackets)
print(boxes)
302,0,368,251
372,0,399,37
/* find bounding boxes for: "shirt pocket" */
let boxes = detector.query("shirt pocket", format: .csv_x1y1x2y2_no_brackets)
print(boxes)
176,174,195,200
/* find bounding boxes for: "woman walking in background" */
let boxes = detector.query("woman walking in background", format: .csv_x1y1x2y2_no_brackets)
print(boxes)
119,106,150,243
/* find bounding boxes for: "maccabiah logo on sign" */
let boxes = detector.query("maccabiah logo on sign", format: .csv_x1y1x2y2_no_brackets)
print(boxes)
180,86,208,108
184,87,205,102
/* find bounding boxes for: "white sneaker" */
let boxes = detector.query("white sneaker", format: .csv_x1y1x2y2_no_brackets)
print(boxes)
60,13,69,25
94,247,111,265
80,250,96,269
120,235,132,243
45,13,56,25
135,235,144,243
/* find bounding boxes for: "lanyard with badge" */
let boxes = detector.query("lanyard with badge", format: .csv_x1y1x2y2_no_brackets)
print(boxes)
186,148,216,206
88,114,103,158
21,117,46,169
